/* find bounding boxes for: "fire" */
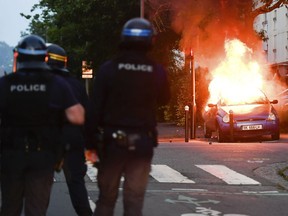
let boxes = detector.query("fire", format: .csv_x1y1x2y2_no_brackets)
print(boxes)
208,39,265,105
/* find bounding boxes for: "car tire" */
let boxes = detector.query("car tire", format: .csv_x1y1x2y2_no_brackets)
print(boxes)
217,126,225,143
204,123,212,138
271,130,280,140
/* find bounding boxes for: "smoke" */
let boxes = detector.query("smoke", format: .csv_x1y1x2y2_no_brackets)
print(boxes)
148,0,261,70
148,0,287,99
148,0,288,122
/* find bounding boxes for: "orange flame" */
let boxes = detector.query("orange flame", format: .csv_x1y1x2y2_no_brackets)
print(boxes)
208,39,265,105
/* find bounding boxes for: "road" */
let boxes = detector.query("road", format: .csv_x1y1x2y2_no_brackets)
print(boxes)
46,131,288,216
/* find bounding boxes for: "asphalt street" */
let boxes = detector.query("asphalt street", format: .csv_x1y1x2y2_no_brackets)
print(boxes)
156,122,288,190
1,122,288,215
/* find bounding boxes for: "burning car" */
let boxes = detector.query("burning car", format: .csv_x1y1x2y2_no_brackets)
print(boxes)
203,89,280,142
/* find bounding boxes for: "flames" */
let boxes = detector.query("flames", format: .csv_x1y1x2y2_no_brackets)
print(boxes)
207,39,265,106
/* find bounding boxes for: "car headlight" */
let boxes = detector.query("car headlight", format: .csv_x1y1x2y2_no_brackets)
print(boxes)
267,112,276,121
222,114,230,123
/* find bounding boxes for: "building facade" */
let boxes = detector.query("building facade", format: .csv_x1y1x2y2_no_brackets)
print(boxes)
254,2,288,79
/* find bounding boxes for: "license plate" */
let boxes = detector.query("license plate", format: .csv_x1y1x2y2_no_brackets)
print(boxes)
242,125,263,130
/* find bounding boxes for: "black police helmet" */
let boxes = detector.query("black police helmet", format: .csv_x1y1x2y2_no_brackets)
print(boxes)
13,34,49,71
120,17,154,50
46,43,69,73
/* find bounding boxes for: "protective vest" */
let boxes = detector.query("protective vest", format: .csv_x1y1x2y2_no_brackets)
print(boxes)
1,72,62,152
104,55,158,129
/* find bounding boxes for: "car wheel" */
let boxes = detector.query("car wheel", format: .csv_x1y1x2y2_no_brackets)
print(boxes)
217,125,225,143
204,123,212,138
271,130,280,140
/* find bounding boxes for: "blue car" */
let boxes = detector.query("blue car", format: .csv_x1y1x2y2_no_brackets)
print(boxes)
203,91,280,142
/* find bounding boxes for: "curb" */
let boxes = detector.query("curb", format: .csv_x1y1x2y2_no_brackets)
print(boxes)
254,162,288,190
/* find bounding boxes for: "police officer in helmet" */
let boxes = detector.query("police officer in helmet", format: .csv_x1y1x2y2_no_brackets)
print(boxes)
92,18,170,216
0,35,84,216
46,43,93,216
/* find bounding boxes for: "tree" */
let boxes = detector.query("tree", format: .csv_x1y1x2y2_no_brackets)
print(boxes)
252,0,288,18
23,0,140,76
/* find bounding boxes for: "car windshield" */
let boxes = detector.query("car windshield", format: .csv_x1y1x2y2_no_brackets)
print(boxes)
219,94,268,106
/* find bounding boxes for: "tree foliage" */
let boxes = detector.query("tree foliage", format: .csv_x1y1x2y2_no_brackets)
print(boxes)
252,0,288,19
24,0,141,76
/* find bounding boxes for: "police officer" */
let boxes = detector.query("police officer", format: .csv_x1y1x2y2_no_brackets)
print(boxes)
0,35,85,216
91,18,170,216
46,43,93,216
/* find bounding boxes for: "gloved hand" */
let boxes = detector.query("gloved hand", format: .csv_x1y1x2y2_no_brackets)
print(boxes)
85,149,100,168
85,149,99,162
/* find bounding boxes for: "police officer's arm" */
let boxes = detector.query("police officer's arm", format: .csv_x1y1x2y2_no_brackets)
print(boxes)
65,103,85,125
52,76,85,125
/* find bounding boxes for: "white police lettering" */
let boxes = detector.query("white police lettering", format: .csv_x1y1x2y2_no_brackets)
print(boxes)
10,84,46,92
118,63,153,72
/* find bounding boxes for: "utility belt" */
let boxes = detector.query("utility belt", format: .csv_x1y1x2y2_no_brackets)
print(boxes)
0,127,59,153
104,127,158,151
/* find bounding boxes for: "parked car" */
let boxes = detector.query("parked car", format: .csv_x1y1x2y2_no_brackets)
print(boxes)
275,88,288,124
203,90,280,142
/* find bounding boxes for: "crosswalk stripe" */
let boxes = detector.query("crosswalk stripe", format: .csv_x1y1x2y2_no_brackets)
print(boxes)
196,165,261,185
86,162,97,182
150,165,195,183
85,163,260,185
86,163,195,183
88,196,96,212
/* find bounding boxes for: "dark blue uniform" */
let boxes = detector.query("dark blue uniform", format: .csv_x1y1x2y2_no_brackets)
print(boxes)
58,73,93,216
92,50,170,216
0,70,79,216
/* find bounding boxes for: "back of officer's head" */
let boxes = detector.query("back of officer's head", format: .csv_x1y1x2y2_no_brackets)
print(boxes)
46,43,69,74
120,17,154,52
13,34,49,71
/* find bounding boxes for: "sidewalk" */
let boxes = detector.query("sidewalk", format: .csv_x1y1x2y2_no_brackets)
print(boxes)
157,122,185,142
156,122,203,142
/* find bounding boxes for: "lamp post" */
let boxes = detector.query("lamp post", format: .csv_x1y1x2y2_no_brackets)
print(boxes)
189,49,196,139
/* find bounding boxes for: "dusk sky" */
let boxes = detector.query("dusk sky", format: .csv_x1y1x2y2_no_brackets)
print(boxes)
0,0,39,47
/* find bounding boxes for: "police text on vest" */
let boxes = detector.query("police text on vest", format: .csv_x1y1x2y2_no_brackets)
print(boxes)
118,63,153,72
10,84,46,92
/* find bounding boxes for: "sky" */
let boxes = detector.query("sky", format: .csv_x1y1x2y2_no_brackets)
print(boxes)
0,0,39,47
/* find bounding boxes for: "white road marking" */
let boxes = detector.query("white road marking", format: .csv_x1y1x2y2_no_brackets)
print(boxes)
150,164,195,183
86,162,98,182
196,165,261,185
243,191,279,194
86,163,195,183
172,188,208,192
88,196,96,211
